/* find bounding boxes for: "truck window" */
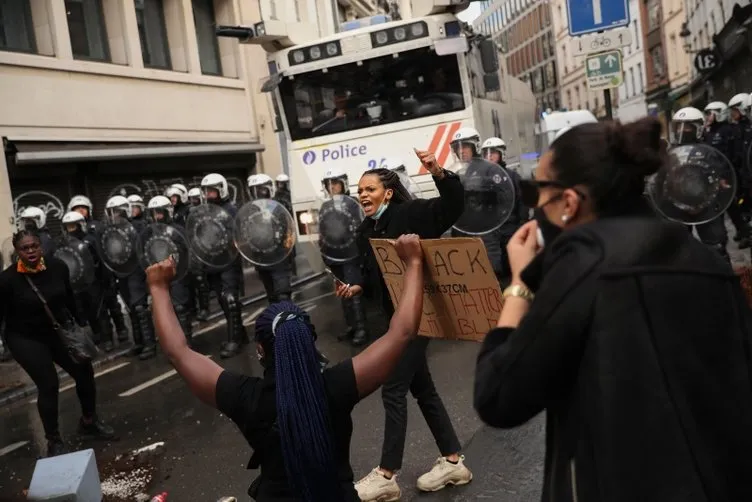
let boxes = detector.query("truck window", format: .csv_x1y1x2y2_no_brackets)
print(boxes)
278,47,465,140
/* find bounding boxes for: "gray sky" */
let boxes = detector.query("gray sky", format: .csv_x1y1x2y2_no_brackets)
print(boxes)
457,3,482,24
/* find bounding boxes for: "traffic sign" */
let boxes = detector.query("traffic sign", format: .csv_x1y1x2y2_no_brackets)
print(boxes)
571,27,633,57
567,0,630,37
585,50,624,91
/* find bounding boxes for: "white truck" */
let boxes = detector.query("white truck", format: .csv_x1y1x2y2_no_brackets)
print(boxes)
222,0,537,250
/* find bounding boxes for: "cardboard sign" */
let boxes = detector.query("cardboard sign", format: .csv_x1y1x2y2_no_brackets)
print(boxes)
370,238,503,342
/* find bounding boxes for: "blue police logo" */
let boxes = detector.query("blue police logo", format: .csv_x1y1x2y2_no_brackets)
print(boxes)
302,151,316,165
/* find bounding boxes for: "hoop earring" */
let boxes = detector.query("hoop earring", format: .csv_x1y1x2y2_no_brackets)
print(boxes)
561,214,569,222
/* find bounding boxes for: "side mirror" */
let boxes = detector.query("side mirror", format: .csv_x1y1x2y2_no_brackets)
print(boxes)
483,73,500,92
479,39,499,73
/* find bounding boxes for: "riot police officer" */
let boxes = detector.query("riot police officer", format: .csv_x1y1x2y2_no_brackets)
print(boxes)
383,159,423,199
670,107,731,261
106,195,156,360
449,128,520,287
186,187,209,320
18,207,57,256
320,168,369,346
199,173,247,358
67,195,129,344
275,174,292,208
480,137,508,167
703,101,748,247
165,184,191,226
728,93,752,240
248,174,294,302
60,211,114,351
146,196,194,347
188,187,202,206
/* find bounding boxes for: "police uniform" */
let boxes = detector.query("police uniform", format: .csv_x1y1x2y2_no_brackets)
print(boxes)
123,211,157,360
187,203,211,321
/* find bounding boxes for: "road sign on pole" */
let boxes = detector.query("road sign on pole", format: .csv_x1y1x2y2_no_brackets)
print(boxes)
585,50,624,91
567,0,630,37
571,27,633,57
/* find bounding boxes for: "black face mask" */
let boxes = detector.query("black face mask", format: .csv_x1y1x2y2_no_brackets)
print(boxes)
533,207,562,248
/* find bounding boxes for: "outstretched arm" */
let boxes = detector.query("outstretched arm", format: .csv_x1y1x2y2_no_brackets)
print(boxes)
351,234,424,399
148,260,223,407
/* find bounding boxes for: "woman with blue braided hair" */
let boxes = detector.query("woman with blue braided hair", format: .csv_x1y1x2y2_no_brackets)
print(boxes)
146,234,426,501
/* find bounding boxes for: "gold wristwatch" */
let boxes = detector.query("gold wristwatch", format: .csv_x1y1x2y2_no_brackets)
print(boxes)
502,284,535,302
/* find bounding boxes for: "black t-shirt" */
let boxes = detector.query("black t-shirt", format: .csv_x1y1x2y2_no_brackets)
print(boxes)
216,359,361,501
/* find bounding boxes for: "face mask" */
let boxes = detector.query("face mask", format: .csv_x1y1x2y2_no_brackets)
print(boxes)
371,196,390,220
534,207,563,248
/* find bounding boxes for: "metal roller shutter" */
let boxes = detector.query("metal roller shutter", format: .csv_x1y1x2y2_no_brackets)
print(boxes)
10,179,76,239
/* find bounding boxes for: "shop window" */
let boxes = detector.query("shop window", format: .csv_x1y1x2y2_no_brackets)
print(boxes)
135,0,171,69
0,0,36,53
192,0,222,75
65,0,110,61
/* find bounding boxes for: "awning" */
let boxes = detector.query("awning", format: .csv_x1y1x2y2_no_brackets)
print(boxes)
9,141,264,165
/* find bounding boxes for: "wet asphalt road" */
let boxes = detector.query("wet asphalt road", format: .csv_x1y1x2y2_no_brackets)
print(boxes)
0,275,545,501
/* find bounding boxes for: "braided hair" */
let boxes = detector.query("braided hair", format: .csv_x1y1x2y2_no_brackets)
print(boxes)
255,301,341,502
12,229,40,248
361,168,413,204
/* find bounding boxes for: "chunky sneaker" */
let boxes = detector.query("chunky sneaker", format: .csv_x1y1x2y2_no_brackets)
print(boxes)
355,468,401,502
416,456,473,492
78,416,118,441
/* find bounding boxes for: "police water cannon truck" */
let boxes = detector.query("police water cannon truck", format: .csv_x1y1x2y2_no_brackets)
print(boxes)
217,0,537,252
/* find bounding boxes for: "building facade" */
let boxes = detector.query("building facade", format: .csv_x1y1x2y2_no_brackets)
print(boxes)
617,0,649,122
474,0,560,116
550,0,616,118
0,0,375,244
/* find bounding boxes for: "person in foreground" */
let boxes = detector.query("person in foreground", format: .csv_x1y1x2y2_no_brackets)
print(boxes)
146,234,426,501
474,116,752,501
0,229,116,457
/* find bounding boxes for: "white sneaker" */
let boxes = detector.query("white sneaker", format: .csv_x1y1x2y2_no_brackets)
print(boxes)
416,456,473,492
355,468,401,502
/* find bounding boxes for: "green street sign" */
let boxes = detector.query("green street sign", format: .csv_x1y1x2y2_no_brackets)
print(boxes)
585,50,624,91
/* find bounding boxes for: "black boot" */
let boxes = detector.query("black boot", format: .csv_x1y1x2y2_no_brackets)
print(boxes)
109,305,130,343
175,304,194,349
351,297,369,347
128,310,144,356
220,293,246,359
77,416,117,441
45,434,66,458
136,305,157,360
196,277,210,322
337,297,356,342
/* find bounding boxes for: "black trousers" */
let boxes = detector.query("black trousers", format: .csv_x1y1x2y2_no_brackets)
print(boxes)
6,332,96,439
380,336,462,471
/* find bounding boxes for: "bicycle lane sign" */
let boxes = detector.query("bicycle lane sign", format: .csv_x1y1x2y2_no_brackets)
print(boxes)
571,27,633,57
585,50,624,91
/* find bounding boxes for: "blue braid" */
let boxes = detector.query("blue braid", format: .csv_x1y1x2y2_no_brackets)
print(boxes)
255,301,342,502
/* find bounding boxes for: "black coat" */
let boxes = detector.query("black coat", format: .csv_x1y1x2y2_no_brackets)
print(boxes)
355,171,464,315
474,212,752,502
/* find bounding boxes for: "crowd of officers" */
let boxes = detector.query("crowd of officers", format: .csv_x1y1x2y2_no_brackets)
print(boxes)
2,129,524,364
671,93,752,260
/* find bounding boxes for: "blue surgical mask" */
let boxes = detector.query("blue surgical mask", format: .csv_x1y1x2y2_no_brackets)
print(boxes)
371,201,389,220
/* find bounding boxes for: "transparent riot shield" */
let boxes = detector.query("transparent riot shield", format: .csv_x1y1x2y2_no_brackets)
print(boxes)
452,158,516,235
186,203,238,271
234,199,296,267
54,236,96,293
647,143,737,225
138,223,190,281
317,195,364,263
96,219,141,278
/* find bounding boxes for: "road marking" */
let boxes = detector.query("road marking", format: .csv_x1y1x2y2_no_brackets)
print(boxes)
118,357,213,397
30,362,131,404
0,440,29,457
242,306,266,326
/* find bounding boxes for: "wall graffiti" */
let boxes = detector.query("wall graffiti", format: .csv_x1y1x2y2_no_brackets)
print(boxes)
12,190,66,233
107,176,247,204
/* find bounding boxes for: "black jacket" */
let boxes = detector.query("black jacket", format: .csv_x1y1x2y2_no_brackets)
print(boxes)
474,214,752,502
355,171,464,315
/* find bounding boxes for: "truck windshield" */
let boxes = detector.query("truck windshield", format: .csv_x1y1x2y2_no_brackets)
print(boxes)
278,47,465,141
